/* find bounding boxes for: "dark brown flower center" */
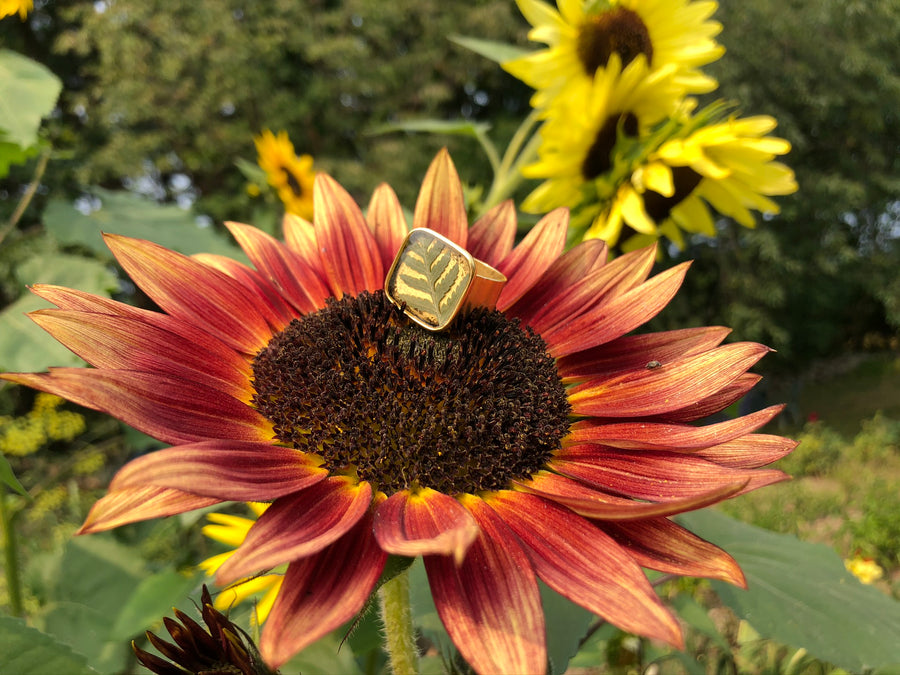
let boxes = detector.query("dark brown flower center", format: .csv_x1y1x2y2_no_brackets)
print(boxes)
281,166,305,197
251,291,570,495
576,7,653,76
641,166,704,221
582,112,638,180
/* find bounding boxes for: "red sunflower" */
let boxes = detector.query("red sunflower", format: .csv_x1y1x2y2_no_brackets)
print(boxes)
2,150,794,675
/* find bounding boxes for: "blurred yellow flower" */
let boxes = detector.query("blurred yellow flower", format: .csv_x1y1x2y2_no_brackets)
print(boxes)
254,129,316,220
522,53,684,219
504,0,723,110
199,503,283,624
845,555,884,585
0,0,32,20
0,393,86,456
588,113,797,249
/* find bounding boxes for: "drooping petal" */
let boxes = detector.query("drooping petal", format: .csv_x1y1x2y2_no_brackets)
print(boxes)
78,486,221,534
543,263,690,358
556,326,731,383
425,494,546,675
103,234,276,354
496,208,568,311
466,200,517,267
28,310,253,403
260,507,387,668
514,470,746,520
568,343,771,418
565,405,785,451
313,173,383,297
600,517,746,587
551,446,788,500
487,491,683,648
216,477,372,585
225,221,331,314
2,369,273,446
109,441,327,502
366,183,409,273
413,148,468,247
695,434,799,468
373,488,478,564
505,238,608,327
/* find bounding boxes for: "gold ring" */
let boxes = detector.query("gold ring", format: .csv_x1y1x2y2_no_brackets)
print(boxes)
385,228,507,331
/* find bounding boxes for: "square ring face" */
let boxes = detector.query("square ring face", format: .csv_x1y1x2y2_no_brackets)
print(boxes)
385,228,475,331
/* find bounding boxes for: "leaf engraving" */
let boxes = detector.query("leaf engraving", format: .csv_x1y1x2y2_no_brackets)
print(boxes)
389,230,472,328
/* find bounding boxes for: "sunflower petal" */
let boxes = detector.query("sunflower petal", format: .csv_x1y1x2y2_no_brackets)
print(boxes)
466,200,517,267
216,477,372,585
313,173,383,297
109,441,327,501
373,488,478,564
1,369,273,446
496,207,568,311
505,238,608,326
103,234,275,354
413,148,468,247
487,491,683,648
544,263,690,357
425,494,546,675
225,221,330,314
556,326,731,383
260,508,386,668
282,213,326,278
29,309,252,403
566,405,785,450
568,342,771,417
655,373,762,422
78,486,221,534
601,517,746,587
366,183,409,273
551,446,788,500
696,434,799,469
514,470,746,520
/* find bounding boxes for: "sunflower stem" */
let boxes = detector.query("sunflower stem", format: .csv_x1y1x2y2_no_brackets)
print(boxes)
0,493,24,617
480,107,542,214
378,567,419,675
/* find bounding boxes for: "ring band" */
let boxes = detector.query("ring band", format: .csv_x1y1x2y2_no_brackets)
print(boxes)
385,228,507,331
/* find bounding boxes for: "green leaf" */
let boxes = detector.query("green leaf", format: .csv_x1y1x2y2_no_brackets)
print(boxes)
540,583,595,675
448,35,530,64
0,614,98,675
367,118,492,139
109,569,202,640
42,188,246,260
1,454,29,496
0,254,118,372
678,509,900,672
0,50,63,148
280,630,365,675
0,138,39,179
671,593,731,653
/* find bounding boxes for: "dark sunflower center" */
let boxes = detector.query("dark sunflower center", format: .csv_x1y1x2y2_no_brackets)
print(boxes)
576,7,653,76
251,290,571,495
582,112,638,180
281,166,305,197
641,166,704,221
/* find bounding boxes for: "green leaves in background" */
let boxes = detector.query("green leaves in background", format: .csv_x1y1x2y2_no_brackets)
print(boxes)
0,254,118,372
680,509,900,672
0,614,98,675
448,35,528,65
43,188,245,260
0,49,62,178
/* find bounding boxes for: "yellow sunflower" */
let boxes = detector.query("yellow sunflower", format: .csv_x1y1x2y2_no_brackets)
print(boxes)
587,113,798,249
504,0,724,109
0,0,32,19
198,503,283,624
521,53,685,217
254,129,316,220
